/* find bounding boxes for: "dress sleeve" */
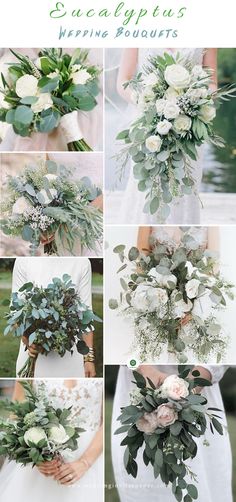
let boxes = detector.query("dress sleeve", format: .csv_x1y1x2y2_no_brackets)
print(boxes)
12,258,28,293
200,365,229,384
77,259,92,309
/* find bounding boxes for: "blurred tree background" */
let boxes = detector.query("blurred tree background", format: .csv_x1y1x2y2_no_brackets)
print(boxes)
0,258,103,377
105,365,236,502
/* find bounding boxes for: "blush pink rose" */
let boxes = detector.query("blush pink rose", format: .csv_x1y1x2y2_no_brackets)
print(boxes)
161,374,189,400
156,404,178,427
136,411,160,435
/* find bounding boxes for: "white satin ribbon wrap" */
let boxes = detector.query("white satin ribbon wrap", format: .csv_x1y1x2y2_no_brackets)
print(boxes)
60,111,83,143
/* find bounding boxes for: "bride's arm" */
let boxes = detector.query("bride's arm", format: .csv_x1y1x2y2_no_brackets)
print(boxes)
11,381,26,402
207,226,220,253
117,48,138,102
203,48,218,91
137,365,212,390
54,423,103,485
137,226,152,253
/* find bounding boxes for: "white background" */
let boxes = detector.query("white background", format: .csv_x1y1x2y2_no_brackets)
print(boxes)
105,226,236,364
0,0,236,48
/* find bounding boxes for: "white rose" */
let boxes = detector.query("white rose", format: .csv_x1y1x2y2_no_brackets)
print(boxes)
143,72,159,87
12,196,32,215
165,64,191,90
199,104,216,123
0,92,11,110
161,374,189,400
131,284,150,312
48,424,69,444
156,119,172,135
145,135,162,153
174,114,192,133
71,69,91,85
38,188,57,205
43,174,58,182
15,75,38,98
185,278,201,299
24,427,47,446
148,268,177,289
155,98,166,115
31,93,53,113
163,101,180,120
192,65,207,80
165,87,179,100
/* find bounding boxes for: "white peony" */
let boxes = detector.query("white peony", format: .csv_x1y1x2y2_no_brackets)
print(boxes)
143,72,159,87
145,135,162,153
31,93,53,113
161,374,189,400
199,104,216,123
192,65,208,80
165,87,179,100
48,424,69,444
148,268,177,289
155,98,166,115
185,278,201,299
71,69,91,85
156,119,172,135
192,289,213,320
43,174,58,182
38,188,57,205
15,75,38,98
165,64,191,90
12,196,32,215
174,114,192,133
24,427,47,446
163,101,180,120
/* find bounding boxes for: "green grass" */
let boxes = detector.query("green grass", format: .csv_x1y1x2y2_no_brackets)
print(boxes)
92,272,103,287
0,288,103,378
0,271,11,284
105,398,236,502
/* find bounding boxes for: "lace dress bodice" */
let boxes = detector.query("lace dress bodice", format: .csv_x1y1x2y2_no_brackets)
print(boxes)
34,379,103,432
150,226,208,250
138,48,204,68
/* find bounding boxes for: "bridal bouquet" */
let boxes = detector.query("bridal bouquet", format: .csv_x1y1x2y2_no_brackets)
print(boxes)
0,159,103,255
116,52,236,221
109,229,234,363
115,368,224,502
4,274,101,377
0,48,101,150
0,381,84,466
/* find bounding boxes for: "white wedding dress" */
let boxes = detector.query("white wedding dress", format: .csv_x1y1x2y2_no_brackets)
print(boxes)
13,257,93,377
0,379,103,502
120,48,204,225
111,365,232,502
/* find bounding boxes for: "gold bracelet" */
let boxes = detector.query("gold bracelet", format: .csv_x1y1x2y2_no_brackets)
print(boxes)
84,348,95,363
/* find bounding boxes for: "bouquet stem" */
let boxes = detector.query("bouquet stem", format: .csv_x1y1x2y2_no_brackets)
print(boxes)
44,240,58,256
67,139,93,151
18,356,37,378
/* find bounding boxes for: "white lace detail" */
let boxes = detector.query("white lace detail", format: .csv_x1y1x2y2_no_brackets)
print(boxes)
34,379,103,431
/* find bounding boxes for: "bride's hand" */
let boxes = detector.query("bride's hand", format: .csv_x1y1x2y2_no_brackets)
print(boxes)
181,313,192,326
84,362,96,378
40,233,55,245
37,459,61,477
54,459,88,485
90,194,103,211
22,336,43,358
138,365,168,388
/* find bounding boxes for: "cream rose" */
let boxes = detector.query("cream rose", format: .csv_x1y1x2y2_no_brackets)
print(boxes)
156,119,172,135
156,404,178,427
71,69,91,85
15,75,38,98
31,93,53,113
24,427,47,446
155,98,166,115
38,188,57,205
165,64,191,90
174,114,192,133
48,424,69,444
12,196,32,215
143,72,159,87
145,135,162,153
161,374,189,400
185,278,201,299
199,104,216,123
165,87,179,100
163,101,180,120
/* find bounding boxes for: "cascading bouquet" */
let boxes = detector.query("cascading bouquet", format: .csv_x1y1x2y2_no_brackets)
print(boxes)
116,52,236,222
0,159,103,255
0,48,101,151
0,381,84,466
4,273,101,377
109,229,234,363
115,368,224,502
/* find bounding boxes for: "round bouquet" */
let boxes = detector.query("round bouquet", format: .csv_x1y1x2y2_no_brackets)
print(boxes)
0,48,101,151
116,52,236,221
4,274,101,377
0,381,84,466
0,159,103,255
109,228,234,363
115,368,224,502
